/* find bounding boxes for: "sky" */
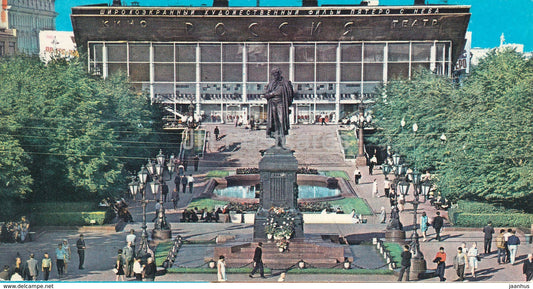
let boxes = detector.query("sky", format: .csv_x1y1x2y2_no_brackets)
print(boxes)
55,0,532,51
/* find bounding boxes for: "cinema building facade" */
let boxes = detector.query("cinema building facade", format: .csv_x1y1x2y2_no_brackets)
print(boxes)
71,1,470,125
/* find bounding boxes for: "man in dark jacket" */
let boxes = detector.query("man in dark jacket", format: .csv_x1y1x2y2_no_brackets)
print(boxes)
397,245,411,281
523,253,533,281
143,257,156,281
482,221,495,254
432,211,444,241
249,242,265,278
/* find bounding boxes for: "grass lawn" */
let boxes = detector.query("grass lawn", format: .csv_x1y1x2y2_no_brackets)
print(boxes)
205,170,230,178
155,241,174,266
382,242,403,267
321,170,351,181
187,198,229,211
338,129,358,159
328,198,373,215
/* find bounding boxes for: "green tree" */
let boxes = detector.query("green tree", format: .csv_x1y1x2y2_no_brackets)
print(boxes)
440,49,533,210
373,69,454,170
0,55,158,205
372,49,532,212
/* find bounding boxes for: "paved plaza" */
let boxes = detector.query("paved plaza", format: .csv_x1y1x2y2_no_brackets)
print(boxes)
0,124,531,283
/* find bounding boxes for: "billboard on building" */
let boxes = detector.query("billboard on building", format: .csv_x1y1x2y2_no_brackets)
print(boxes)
454,31,471,73
39,31,78,63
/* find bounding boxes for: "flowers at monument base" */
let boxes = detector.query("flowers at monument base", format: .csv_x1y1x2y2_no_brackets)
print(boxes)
263,207,295,240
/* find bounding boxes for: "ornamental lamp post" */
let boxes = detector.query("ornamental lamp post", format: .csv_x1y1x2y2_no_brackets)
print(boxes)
382,163,391,179
398,179,410,196
355,97,371,167
392,153,401,167
132,166,151,257
152,150,172,240
409,169,427,280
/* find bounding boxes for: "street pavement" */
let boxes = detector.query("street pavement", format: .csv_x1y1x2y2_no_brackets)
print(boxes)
0,124,531,283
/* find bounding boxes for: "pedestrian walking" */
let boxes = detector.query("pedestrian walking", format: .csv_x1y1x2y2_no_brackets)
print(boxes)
181,175,188,194
214,126,220,141
420,212,429,242
384,178,391,198
76,234,86,269
132,258,143,281
467,242,479,279
142,257,156,281
41,253,52,281
62,239,71,274
432,211,445,241
161,183,169,202
523,253,533,281
174,174,181,193
26,254,39,281
453,247,468,281
354,167,361,184
172,188,179,210
482,221,495,254
126,229,136,253
495,229,506,264
369,155,377,175
504,228,513,263
433,247,446,282
187,174,195,194
193,155,200,171
123,242,134,278
507,230,520,264
249,242,265,278
115,249,125,281
397,245,411,282
55,243,66,277
217,255,226,282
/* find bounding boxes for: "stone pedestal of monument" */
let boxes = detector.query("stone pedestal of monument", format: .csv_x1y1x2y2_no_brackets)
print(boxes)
253,146,304,240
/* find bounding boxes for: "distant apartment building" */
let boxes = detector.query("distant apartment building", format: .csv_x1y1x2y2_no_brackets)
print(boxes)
0,0,57,55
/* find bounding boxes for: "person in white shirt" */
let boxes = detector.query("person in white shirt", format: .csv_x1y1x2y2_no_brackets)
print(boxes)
187,174,195,194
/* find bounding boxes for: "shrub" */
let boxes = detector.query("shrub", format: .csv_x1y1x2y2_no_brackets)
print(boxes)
31,212,106,226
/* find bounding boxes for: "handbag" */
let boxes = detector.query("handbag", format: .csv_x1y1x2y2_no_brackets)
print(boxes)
113,268,118,274
476,255,481,261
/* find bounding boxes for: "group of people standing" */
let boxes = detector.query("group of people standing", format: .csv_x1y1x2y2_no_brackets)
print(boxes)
114,229,156,282
0,234,86,281
0,216,30,243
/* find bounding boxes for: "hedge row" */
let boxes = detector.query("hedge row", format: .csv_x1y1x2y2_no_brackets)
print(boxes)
448,200,533,228
31,211,107,226
449,212,533,228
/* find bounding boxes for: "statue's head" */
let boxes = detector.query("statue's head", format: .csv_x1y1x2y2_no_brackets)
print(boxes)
271,67,282,80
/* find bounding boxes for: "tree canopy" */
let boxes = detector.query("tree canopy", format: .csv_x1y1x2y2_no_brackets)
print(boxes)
372,48,532,211
0,56,160,207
